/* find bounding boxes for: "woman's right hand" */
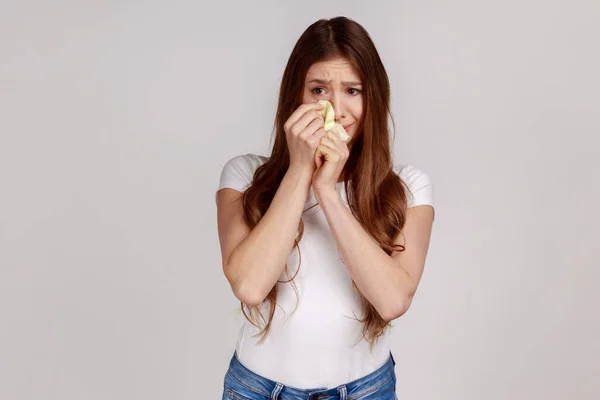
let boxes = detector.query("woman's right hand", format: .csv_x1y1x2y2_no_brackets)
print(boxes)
284,102,327,175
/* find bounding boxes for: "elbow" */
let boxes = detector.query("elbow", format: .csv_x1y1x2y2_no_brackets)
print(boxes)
235,283,266,307
224,258,266,307
381,295,412,322
229,277,266,307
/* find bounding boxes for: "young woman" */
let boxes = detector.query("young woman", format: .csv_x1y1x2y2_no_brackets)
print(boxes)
216,16,435,400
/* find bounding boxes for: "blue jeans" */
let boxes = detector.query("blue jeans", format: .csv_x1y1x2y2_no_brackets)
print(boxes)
222,351,397,399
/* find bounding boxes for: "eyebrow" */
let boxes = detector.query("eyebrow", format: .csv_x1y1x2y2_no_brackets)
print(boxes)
307,78,362,86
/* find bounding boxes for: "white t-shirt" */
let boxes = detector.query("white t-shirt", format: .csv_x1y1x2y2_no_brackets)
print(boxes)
216,153,434,389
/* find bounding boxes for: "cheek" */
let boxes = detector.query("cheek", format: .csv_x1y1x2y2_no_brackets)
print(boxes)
351,101,364,122
301,89,314,104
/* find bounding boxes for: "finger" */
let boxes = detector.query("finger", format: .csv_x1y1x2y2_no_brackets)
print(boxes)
314,145,324,168
327,131,350,158
298,116,324,140
319,137,339,151
307,127,327,145
311,128,331,144
285,102,325,133
321,132,344,152
315,149,323,168
316,144,340,162
324,130,348,153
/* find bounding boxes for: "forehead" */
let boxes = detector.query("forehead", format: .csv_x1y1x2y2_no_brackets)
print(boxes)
305,58,360,81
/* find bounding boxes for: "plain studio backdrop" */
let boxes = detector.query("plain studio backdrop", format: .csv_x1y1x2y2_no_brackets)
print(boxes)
1,1,598,399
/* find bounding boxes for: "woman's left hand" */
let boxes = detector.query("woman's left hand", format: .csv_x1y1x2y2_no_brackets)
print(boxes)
312,130,350,195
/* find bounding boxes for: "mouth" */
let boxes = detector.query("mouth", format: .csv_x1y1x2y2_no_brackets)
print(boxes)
342,123,353,130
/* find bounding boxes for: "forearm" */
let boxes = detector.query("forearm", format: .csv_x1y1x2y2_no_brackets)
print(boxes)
316,189,412,320
228,166,312,306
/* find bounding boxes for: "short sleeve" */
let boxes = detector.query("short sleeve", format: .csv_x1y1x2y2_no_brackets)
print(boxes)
397,164,434,209
215,153,266,205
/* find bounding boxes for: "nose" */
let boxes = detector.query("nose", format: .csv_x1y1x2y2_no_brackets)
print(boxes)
330,95,345,122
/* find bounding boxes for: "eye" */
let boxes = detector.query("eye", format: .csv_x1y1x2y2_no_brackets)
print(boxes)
348,88,362,95
312,87,326,95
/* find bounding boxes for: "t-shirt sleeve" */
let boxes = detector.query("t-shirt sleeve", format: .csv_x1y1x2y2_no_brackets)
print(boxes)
215,154,256,205
398,164,434,209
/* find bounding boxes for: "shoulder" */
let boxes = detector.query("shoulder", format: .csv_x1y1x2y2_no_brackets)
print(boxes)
217,153,269,195
223,152,268,173
393,163,434,208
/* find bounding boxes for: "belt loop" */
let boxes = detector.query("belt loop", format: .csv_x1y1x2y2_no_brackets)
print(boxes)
271,382,283,400
338,384,347,400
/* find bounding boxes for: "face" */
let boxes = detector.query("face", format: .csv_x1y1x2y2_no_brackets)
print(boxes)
302,57,363,145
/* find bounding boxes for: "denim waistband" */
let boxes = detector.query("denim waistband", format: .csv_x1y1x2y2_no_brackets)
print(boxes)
225,350,396,400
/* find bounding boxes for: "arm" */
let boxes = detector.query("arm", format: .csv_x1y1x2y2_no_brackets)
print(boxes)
217,166,312,306
316,189,434,321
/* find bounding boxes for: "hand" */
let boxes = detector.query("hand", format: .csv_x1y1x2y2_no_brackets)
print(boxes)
312,129,350,195
284,102,327,175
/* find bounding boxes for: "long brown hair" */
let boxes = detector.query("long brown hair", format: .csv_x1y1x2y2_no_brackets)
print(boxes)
239,16,409,350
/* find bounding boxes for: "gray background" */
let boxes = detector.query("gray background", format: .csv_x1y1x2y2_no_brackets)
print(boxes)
1,1,599,399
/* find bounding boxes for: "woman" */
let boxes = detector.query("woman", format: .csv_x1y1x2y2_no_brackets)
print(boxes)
216,16,435,400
